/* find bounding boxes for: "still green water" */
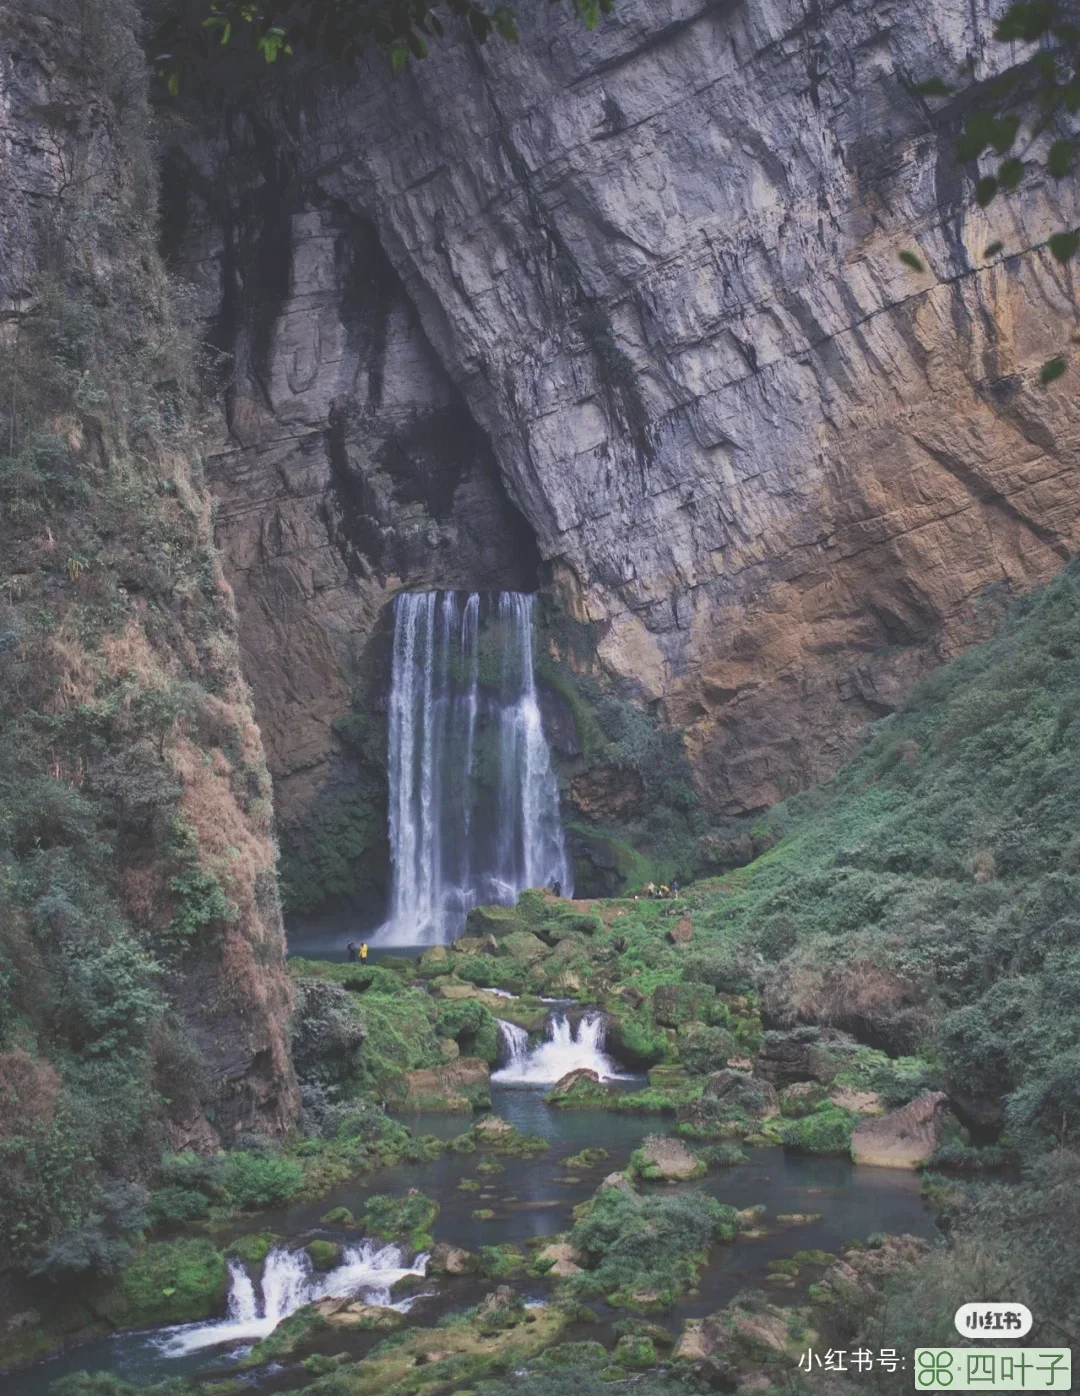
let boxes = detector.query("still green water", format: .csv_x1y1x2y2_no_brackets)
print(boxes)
9,1084,935,1396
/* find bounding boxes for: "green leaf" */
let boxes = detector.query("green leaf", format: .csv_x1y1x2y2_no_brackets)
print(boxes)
899,250,926,272
1048,231,1079,263
167,71,180,96
1040,356,1067,385
1049,139,1075,178
983,241,1005,258
997,157,1024,190
390,44,407,70
976,175,998,207
912,77,954,97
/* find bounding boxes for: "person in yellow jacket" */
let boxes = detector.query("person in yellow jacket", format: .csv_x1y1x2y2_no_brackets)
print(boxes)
359,942,369,964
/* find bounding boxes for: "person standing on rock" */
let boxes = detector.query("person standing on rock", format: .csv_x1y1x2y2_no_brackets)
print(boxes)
360,942,369,964
346,941,358,962
551,879,562,898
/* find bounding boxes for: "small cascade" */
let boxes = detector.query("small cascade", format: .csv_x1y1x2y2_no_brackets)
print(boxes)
380,591,571,945
492,1011,629,1086
157,1242,428,1356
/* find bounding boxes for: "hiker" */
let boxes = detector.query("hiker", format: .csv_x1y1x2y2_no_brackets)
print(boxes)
645,881,656,898
670,880,680,898
346,941,358,962
659,884,670,898
359,942,369,964
552,879,562,898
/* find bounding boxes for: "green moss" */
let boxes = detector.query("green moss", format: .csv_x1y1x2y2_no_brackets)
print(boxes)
778,1105,859,1156
613,1334,658,1369
322,1207,356,1226
225,1232,278,1266
537,1340,610,1369
307,1239,341,1269
566,1147,610,1168
111,1238,227,1324
363,1192,439,1243
223,1152,304,1210
478,1243,526,1278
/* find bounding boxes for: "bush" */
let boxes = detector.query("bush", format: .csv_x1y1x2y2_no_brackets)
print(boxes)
779,1105,858,1155
363,1190,439,1243
569,1186,737,1308
223,1151,303,1210
434,999,501,1063
149,1185,210,1225
116,1237,228,1323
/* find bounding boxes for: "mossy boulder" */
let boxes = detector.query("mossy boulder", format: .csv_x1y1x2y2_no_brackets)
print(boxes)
478,1243,526,1278
362,1191,439,1245
779,1105,859,1155
613,1333,659,1368
606,1012,671,1068
417,945,451,976
307,1240,341,1270
546,1068,621,1109
629,1135,705,1181
225,1232,278,1266
385,1057,491,1112
539,1340,609,1369
320,1207,355,1227
677,1022,736,1074
498,930,550,963
108,1239,228,1325
566,1147,610,1168
652,982,714,1028
465,905,524,938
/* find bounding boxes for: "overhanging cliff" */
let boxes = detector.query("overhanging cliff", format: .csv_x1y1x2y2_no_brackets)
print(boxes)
166,0,1080,841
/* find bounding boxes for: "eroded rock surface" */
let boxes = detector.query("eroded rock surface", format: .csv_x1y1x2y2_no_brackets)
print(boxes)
168,0,1080,832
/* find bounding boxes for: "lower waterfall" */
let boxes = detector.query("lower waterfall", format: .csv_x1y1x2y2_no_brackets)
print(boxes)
158,1243,428,1355
380,591,571,945
491,1012,628,1085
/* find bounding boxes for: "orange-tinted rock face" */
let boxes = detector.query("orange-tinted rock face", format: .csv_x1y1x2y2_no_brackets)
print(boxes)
169,0,1080,835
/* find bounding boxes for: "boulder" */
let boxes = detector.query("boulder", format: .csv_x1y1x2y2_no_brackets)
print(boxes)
546,1068,620,1108
498,930,550,963
652,981,714,1027
830,1086,883,1115
600,1171,640,1197
389,1057,491,1112
472,1112,515,1141
754,1026,860,1086
850,1090,950,1168
668,914,694,945
465,905,524,939
536,1240,583,1277
429,1243,477,1275
633,1134,705,1181
817,1235,932,1301
436,981,480,1000
418,944,450,975
703,1069,777,1118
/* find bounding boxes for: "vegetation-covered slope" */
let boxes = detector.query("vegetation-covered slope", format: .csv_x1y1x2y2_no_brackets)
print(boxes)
0,0,296,1294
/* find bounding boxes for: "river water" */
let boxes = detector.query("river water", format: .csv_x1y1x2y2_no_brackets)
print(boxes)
10,1082,935,1396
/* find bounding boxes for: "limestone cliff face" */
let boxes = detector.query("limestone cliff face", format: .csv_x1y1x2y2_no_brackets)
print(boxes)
169,0,1080,824
0,0,297,1154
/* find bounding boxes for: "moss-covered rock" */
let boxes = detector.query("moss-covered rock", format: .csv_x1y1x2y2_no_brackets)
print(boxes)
546,1069,621,1109
225,1232,278,1267
613,1333,659,1368
628,1135,706,1181
779,1105,859,1155
362,1191,439,1246
306,1239,341,1270
478,1243,526,1278
106,1238,228,1325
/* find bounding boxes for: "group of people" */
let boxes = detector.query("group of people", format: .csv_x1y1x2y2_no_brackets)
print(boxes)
345,941,369,963
641,880,679,899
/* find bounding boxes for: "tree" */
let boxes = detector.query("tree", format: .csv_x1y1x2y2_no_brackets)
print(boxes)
905,1,1080,382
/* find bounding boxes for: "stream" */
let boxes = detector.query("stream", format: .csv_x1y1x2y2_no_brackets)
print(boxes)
10,1075,936,1396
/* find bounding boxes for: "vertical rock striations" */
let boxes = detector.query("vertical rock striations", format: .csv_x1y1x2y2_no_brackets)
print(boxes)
169,0,1080,823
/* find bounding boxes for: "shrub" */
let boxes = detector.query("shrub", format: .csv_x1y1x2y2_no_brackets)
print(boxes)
779,1105,858,1155
434,999,501,1063
569,1186,737,1308
363,1190,439,1243
223,1151,303,1210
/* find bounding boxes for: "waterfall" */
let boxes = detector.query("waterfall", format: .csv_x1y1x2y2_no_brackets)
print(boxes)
491,1012,629,1085
381,591,571,945
157,1242,428,1356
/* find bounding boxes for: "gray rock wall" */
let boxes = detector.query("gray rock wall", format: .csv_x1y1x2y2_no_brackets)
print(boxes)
170,0,1080,818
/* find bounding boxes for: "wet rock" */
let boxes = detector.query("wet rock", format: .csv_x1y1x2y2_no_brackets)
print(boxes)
632,1135,705,1181
472,1113,515,1140
429,1243,478,1275
850,1090,950,1168
536,1240,584,1277
320,1207,355,1226
600,1172,640,1197
830,1086,883,1115
318,1298,406,1330
306,1239,341,1269
775,1212,824,1225
546,1068,620,1108
817,1234,932,1302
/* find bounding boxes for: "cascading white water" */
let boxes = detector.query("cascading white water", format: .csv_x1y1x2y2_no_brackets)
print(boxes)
380,591,571,945
492,1012,629,1085
156,1242,428,1356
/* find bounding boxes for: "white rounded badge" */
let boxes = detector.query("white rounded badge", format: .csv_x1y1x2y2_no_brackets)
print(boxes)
955,1302,1033,1338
